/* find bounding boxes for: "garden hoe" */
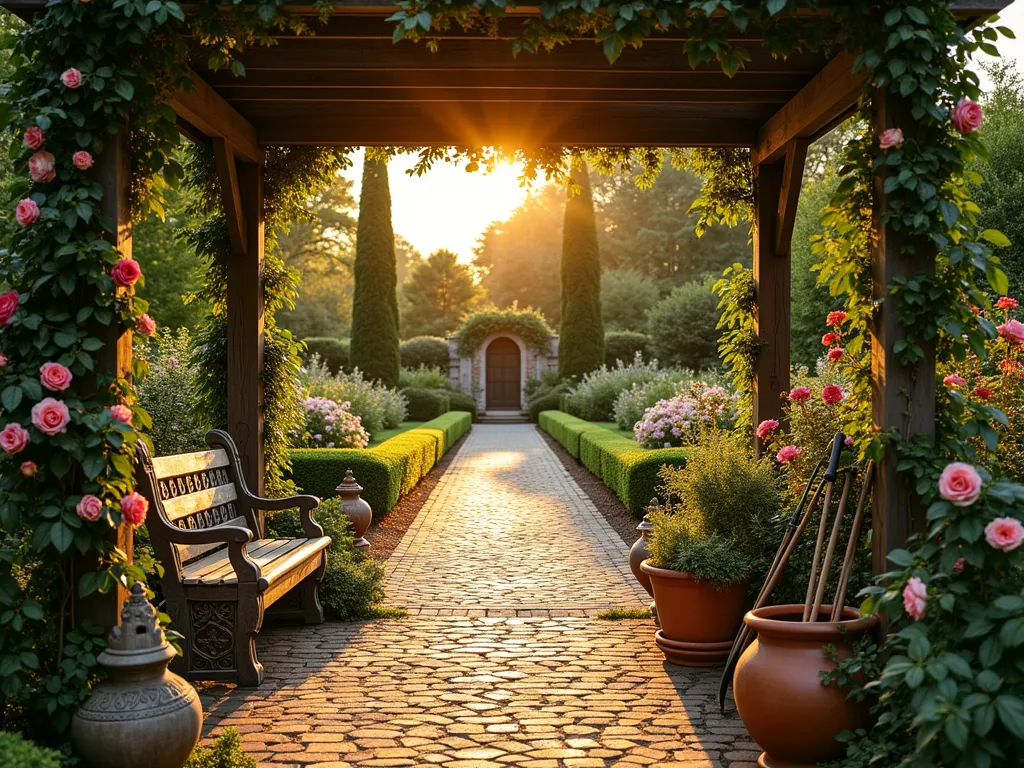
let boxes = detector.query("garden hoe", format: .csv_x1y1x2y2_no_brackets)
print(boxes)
718,433,846,712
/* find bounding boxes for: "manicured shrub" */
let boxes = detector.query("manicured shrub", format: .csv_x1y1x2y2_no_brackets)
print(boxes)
604,330,651,368
302,337,349,374
559,164,605,379
401,387,451,421
646,278,721,370
539,412,687,515
267,497,386,621
400,335,451,370
301,358,407,435
184,728,255,768
0,732,62,768
350,155,401,388
447,390,478,420
528,387,565,423
398,365,451,390
137,327,209,455
289,412,472,514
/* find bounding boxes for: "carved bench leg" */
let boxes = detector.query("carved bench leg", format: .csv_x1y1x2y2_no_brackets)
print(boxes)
300,553,327,625
235,589,265,686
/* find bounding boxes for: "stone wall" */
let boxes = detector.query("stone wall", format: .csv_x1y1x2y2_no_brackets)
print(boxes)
448,333,559,413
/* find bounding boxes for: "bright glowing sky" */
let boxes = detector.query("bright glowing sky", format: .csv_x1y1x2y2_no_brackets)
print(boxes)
342,1,1024,264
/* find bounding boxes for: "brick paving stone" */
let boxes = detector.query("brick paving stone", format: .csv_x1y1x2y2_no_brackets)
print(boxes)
200,425,756,766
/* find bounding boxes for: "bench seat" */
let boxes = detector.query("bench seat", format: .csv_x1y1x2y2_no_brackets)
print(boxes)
183,536,331,590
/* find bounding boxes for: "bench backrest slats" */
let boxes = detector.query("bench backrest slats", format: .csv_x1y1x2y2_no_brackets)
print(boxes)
152,448,230,479
162,483,239,523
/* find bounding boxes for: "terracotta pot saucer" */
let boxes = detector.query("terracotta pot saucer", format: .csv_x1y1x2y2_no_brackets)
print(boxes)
758,754,815,768
654,630,729,667
654,632,733,651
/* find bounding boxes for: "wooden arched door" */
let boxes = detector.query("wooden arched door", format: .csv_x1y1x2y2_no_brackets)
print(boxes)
486,337,521,410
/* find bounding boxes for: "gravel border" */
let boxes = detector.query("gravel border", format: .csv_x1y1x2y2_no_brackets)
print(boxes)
364,432,470,562
536,425,641,549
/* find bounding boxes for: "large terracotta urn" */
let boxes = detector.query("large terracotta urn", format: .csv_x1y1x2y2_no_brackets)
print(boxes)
336,468,372,548
72,583,202,768
640,559,748,666
733,604,879,768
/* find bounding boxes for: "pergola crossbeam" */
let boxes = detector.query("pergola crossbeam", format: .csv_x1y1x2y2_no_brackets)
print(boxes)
775,137,809,256
214,138,248,255
170,69,264,165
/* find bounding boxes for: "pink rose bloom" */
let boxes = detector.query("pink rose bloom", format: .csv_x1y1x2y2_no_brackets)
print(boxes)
756,419,779,441
40,362,72,392
77,495,103,522
135,314,156,336
0,353,6,367
0,290,16,326
822,384,844,406
953,557,966,574
776,445,802,464
943,373,967,388
827,311,848,327
938,462,983,507
995,296,1019,310
61,68,83,89
951,98,983,134
31,398,70,436
903,577,927,621
16,198,40,227
844,435,855,448
997,319,1024,346
120,492,148,527
109,404,132,423
789,387,811,402
0,423,29,454
984,517,1024,552
20,460,37,477
110,258,142,288
974,387,993,399
828,347,844,363
28,151,55,183
72,150,93,171
879,128,904,149
821,332,840,346
23,126,45,150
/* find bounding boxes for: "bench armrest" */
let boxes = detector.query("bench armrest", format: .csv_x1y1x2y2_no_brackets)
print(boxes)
248,493,325,538
164,525,260,583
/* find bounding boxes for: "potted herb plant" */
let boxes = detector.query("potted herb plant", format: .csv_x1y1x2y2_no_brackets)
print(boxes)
641,429,781,666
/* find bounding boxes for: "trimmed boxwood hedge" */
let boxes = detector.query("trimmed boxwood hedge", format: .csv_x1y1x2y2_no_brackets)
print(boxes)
289,412,471,515
447,390,478,421
401,387,451,421
538,410,687,516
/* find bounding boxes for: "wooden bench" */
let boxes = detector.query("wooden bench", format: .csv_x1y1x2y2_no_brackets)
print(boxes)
135,429,330,686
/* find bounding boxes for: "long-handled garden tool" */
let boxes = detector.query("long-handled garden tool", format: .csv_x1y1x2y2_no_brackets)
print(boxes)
718,433,846,712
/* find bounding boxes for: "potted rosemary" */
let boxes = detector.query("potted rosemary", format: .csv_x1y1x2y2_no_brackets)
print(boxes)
641,429,781,665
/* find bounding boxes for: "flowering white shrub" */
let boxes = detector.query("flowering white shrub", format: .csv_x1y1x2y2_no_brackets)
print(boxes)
300,357,407,433
612,369,731,430
633,382,737,449
294,397,369,449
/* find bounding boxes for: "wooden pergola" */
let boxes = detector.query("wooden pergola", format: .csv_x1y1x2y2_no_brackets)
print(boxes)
4,0,1011,590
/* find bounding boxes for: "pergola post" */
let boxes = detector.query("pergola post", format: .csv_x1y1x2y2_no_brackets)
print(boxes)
751,152,799,454
870,89,935,573
224,157,266,496
73,127,133,628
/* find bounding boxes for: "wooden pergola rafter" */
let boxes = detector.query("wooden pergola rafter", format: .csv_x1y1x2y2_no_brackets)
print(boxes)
3,0,1012,598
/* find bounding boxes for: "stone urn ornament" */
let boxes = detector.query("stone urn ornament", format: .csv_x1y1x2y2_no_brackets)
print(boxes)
337,468,372,548
628,497,660,623
72,582,203,768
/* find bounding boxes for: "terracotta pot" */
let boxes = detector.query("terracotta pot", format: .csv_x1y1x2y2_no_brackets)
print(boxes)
733,604,879,768
640,559,749,665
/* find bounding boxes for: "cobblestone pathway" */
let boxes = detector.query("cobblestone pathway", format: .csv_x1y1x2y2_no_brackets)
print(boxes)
201,425,756,767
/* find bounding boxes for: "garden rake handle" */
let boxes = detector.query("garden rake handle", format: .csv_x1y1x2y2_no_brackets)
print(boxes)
802,433,847,620
830,460,875,621
808,471,853,622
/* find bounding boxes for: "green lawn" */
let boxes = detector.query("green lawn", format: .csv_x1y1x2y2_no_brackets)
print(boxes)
596,421,633,436
367,421,425,447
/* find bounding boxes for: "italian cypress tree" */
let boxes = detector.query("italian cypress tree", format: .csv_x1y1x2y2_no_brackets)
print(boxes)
350,154,401,388
559,164,605,379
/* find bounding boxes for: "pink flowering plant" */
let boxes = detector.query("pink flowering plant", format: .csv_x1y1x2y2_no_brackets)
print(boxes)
294,397,370,450
633,382,737,449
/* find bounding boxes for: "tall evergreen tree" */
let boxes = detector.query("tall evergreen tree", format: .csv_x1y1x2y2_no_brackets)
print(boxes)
350,154,400,387
559,164,605,379
402,249,485,338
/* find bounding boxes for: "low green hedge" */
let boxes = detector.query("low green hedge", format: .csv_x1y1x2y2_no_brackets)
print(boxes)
289,412,472,514
539,410,687,516
447,390,478,421
401,387,451,421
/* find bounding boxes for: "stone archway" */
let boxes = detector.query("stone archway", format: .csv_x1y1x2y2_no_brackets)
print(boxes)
485,337,522,410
